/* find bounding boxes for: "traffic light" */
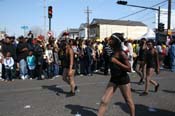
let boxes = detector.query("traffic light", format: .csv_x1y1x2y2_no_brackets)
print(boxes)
117,0,128,5
158,23,164,32
48,6,53,18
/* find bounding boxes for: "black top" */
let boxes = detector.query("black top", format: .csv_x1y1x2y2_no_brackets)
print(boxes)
109,53,130,85
16,42,29,62
138,47,146,61
2,43,17,61
145,49,156,68
62,52,75,69
110,54,128,78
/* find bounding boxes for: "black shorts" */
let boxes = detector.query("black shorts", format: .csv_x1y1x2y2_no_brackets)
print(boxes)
109,74,130,86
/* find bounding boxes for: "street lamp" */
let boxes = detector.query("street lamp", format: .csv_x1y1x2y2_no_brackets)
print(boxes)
117,0,127,5
116,0,161,32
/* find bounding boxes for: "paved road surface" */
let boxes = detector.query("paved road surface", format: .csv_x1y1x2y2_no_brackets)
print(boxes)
0,70,175,116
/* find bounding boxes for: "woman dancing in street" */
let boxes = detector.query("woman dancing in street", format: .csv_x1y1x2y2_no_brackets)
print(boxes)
98,33,135,116
61,41,77,96
135,38,147,85
140,40,160,96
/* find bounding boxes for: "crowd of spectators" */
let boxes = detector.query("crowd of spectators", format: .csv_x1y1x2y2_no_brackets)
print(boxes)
0,31,175,82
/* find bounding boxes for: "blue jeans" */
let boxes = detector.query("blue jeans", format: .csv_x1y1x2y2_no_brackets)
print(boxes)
47,63,54,78
54,64,59,76
19,59,28,77
84,59,93,75
171,59,175,72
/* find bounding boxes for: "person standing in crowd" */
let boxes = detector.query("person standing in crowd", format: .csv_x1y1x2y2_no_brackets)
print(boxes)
156,41,164,69
140,40,160,96
2,36,17,79
27,31,34,39
0,41,4,81
2,36,17,61
98,33,135,116
27,31,34,50
79,40,86,76
84,40,93,76
96,42,104,70
33,38,45,80
127,40,134,72
53,46,60,78
135,38,147,85
169,39,175,72
92,43,99,72
3,52,14,81
61,41,77,96
26,50,36,80
103,37,113,75
45,44,54,79
69,39,80,75
16,36,29,80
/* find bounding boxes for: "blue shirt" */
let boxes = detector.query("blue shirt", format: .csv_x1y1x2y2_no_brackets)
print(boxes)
27,55,36,70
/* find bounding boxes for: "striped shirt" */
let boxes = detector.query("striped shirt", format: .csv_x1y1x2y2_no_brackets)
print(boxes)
103,44,113,57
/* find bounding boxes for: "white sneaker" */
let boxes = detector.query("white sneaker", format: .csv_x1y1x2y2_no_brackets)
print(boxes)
0,77,4,81
21,75,25,80
54,75,60,78
24,75,28,79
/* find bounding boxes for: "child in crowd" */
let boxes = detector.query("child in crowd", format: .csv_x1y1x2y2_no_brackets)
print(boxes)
26,50,36,79
45,44,54,79
3,52,14,81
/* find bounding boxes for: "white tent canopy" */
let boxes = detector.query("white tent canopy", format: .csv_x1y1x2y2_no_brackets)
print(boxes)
172,28,175,32
138,28,156,40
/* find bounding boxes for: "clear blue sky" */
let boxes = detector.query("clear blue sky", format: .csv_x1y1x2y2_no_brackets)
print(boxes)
0,0,174,37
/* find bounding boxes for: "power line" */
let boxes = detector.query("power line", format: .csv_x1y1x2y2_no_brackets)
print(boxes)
117,0,168,20
136,2,167,21
141,16,155,22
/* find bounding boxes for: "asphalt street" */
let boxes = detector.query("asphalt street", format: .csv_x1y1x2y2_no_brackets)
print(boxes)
0,70,175,116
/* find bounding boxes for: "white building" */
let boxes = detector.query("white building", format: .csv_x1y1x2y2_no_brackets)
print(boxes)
79,23,88,40
67,28,79,39
89,18,148,41
59,28,79,40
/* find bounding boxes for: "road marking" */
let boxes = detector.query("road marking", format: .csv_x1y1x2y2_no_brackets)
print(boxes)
24,105,31,109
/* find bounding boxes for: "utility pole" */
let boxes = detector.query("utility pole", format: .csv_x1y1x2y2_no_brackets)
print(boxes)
158,7,160,31
167,0,171,30
49,18,51,31
84,6,92,40
48,6,53,31
44,0,46,39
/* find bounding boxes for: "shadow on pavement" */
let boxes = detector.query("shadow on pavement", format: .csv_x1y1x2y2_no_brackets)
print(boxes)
131,88,155,95
65,104,97,116
42,85,70,97
162,89,175,94
115,102,175,116
130,81,139,85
